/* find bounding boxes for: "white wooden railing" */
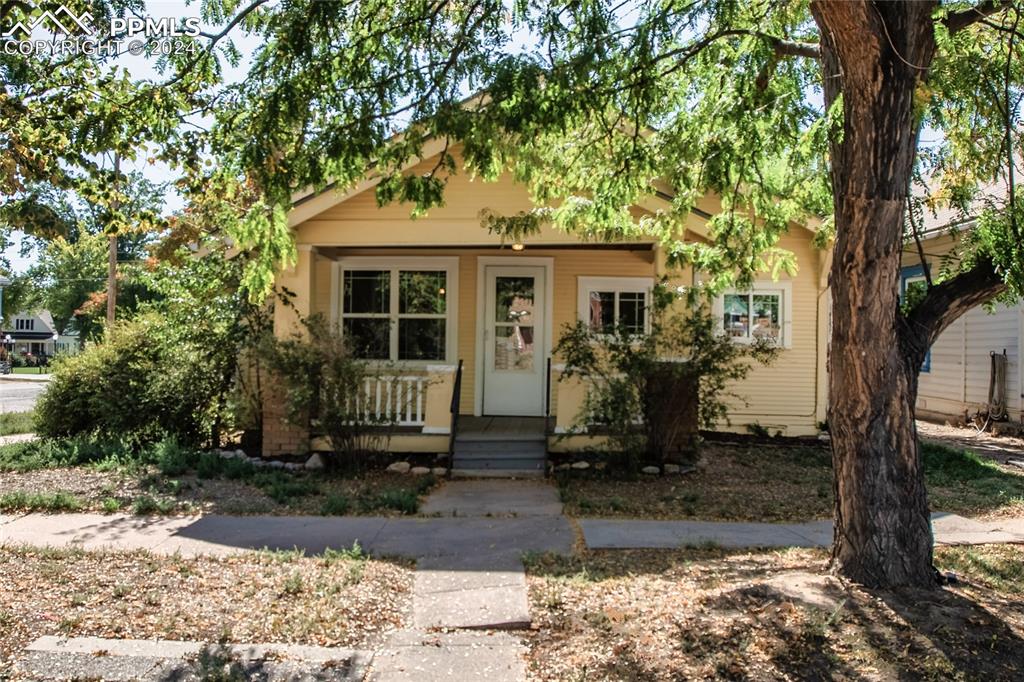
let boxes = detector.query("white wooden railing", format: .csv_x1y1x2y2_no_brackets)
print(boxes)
358,375,427,426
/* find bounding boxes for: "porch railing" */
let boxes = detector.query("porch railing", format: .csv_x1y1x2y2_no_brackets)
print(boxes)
448,359,464,463
358,375,428,426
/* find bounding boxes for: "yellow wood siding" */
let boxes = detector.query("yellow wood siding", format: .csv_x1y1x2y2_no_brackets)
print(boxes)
283,152,829,438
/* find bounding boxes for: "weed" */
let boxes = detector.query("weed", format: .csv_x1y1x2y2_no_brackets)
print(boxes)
150,438,199,477
282,571,304,595
132,495,175,515
320,493,351,516
0,490,84,512
359,488,419,514
101,497,121,513
321,542,366,564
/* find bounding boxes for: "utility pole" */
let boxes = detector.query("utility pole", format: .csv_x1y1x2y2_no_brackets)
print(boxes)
106,154,119,328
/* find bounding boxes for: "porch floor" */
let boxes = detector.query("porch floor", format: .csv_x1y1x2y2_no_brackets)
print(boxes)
456,416,546,441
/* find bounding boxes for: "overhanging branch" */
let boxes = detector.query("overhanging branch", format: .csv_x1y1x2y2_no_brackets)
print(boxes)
943,0,1011,33
901,259,1007,358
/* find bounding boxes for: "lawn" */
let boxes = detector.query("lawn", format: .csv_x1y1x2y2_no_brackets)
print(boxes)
0,544,412,673
524,544,1024,681
556,441,1024,521
0,411,33,436
0,437,439,516
9,367,50,375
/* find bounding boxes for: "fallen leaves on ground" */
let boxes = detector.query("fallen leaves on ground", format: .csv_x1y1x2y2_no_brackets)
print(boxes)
0,545,413,675
524,546,1024,681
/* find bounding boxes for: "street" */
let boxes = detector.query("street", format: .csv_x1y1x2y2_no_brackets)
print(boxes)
0,380,47,413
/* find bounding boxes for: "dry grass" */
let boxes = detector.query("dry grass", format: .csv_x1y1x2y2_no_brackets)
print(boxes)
0,545,412,674
557,444,834,521
524,545,1024,681
0,467,437,517
556,442,1024,521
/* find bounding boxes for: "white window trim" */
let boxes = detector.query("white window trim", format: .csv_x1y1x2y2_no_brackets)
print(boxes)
330,256,459,365
577,276,656,334
712,280,793,349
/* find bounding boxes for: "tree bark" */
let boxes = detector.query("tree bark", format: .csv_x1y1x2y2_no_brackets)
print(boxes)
812,0,940,587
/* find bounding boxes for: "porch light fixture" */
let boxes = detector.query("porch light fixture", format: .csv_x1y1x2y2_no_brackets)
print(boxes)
511,242,525,251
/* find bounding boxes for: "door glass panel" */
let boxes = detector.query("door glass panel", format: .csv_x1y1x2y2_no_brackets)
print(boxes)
344,270,389,314
495,276,535,325
493,325,534,371
398,318,445,360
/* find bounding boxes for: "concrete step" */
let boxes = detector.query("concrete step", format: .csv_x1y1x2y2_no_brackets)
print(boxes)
453,450,546,461
452,456,544,466
452,469,545,479
454,440,546,455
455,432,545,443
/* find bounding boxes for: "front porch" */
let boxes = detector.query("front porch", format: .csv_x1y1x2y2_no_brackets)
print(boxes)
265,242,665,457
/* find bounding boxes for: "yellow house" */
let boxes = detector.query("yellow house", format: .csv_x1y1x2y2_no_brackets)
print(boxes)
263,142,831,464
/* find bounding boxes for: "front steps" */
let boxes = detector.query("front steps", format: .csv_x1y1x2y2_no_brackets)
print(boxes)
451,436,546,478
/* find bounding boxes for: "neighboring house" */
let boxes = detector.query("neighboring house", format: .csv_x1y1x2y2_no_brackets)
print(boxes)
1,309,79,357
901,213,1023,424
263,144,832,457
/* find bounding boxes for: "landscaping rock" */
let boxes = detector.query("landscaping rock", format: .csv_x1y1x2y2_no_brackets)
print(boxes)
268,461,285,469
1008,459,1024,471
305,453,325,470
387,461,412,474
570,461,590,470
431,467,448,476
642,466,660,475
664,463,681,474
554,463,570,471
234,449,247,459
410,466,431,476
283,462,302,471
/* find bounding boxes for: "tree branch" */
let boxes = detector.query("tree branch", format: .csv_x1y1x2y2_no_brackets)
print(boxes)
943,0,1011,34
901,259,1007,361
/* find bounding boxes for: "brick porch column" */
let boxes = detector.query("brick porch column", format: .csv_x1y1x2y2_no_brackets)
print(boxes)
261,245,316,457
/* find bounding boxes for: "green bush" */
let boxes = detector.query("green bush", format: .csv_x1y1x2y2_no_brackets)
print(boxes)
34,315,229,445
0,491,84,512
148,437,201,476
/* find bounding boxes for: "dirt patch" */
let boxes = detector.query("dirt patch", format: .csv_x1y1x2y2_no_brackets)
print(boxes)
524,545,1024,681
0,545,412,675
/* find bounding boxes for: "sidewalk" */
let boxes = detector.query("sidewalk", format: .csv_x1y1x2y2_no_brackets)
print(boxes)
580,512,1024,549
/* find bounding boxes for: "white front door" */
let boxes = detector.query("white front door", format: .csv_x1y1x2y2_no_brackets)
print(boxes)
482,265,546,416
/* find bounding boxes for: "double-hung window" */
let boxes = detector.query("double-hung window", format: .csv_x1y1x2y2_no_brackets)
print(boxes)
335,258,458,362
577,277,654,335
715,281,793,348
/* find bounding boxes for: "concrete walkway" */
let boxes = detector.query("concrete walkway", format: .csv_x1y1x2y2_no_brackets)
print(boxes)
581,512,1024,549
0,510,574,559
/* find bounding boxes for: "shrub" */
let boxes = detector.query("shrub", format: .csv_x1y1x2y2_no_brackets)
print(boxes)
34,315,226,445
148,437,201,476
268,315,423,472
0,491,84,512
555,280,777,469
132,494,175,515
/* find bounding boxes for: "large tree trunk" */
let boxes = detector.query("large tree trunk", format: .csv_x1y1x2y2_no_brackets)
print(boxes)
811,1,939,587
